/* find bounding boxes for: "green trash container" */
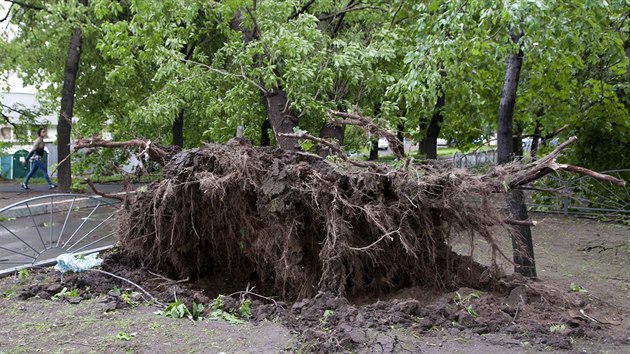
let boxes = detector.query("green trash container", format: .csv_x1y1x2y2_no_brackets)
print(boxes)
12,149,49,180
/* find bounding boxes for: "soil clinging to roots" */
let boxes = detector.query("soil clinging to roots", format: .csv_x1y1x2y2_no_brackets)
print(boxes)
118,140,510,301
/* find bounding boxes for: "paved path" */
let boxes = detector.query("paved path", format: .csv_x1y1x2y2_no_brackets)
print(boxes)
0,182,131,209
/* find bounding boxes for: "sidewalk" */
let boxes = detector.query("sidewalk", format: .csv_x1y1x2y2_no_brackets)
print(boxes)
0,181,132,211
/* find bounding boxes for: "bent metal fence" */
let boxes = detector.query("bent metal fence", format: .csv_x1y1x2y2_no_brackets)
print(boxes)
0,194,120,276
525,169,630,220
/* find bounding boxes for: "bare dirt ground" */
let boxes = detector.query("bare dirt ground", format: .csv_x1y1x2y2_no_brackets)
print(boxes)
0,213,628,353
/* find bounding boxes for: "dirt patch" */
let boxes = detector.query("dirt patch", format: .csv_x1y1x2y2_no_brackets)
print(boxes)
1,240,627,353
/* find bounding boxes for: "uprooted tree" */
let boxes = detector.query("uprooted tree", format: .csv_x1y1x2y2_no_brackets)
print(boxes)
75,129,625,302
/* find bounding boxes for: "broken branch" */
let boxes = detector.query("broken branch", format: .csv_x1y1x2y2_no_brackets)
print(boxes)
328,110,404,159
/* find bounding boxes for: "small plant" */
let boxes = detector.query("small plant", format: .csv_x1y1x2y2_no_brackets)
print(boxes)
115,331,132,341
149,322,159,330
156,299,204,321
207,295,245,324
568,282,587,293
549,324,566,334
239,299,252,319
51,287,80,301
465,305,479,318
121,291,140,307
320,309,335,325
17,269,29,282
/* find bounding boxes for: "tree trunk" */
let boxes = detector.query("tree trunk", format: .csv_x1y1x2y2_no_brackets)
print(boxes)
624,29,630,79
57,24,83,192
263,89,298,150
497,31,536,278
530,121,541,159
317,122,344,157
395,123,405,157
172,109,184,148
368,138,379,160
497,49,523,164
424,91,445,160
507,189,537,277
260,119,271,146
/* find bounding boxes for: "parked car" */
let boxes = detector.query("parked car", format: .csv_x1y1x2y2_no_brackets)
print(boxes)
378,137,389,150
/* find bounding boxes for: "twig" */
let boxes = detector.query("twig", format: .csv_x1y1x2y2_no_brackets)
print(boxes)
181,58,268,94
88,269,165,308
346,228,400,251
147,270,189,285
228,284,284,309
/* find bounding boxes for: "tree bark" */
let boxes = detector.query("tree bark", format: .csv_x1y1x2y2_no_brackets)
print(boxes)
497,48,523,164
172,109,184,148
368,138,378,160
57,19,84,192
317,122,344,157
263,89,298,150
260,119,271,146
422,91,445,160
496,31,536,278
395,123,405,157
507,189,537,277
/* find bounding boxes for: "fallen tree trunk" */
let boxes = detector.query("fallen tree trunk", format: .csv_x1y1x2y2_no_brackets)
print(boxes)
75,136,624,301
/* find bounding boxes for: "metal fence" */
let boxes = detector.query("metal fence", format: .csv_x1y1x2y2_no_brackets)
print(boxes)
525,169,630,219
452,149,497,168
451,149,629,219
0,194,120,276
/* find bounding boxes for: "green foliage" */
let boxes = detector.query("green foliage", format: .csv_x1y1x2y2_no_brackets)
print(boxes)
239,299,252,319
1,0,628,171
51,287,80,301
17,269,29,282
115,331,132,341
155,299,204,321
568,282,588,293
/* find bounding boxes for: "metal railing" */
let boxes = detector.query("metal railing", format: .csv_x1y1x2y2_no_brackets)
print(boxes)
0,194,121,276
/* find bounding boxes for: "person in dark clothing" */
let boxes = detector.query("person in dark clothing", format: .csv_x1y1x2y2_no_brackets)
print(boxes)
21,128,56,190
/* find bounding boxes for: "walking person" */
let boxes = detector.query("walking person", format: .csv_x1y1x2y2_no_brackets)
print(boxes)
21,127,56,190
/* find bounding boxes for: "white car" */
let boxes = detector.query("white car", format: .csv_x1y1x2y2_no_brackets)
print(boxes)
378,137,389,150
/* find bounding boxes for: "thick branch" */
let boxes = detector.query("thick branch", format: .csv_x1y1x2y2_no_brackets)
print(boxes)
278,132,373,168
74,137,174,166
482,137,626,191
328,110,404,159
84,178,124,201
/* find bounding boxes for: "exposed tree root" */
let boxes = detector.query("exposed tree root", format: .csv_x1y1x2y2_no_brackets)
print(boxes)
75,135,624,302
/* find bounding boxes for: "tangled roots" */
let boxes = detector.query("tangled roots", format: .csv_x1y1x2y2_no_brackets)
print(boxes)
118,140,507,301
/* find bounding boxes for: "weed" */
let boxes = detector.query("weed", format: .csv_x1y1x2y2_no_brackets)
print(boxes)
207,295,245,324
465,305,479,318
121,291,140,307
320,309,334,325
568,282,587,293
17,269,29,282
51,287,80,301
149,322,159,330
155,299,204,321
549,324,566,334
115,331,132,341
239,299,252,319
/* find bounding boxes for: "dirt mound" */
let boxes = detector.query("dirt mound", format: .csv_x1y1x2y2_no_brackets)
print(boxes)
116,140,512,301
